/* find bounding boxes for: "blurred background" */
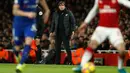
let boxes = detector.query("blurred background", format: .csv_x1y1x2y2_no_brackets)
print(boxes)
0,0,130,66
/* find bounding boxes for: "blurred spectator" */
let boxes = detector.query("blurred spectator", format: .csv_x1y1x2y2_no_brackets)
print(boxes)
40,33,50,50
2,39,13,49
96,40,110,50
39,34,56,64
35,36,42,64
0,0,130,53
125,38,130,50
0,44,9,63
70,37,79,50
71,36,85,65
78,36,85,48
0,0,130,64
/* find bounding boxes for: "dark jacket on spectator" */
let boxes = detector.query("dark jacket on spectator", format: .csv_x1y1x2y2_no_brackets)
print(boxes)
50,8,76,36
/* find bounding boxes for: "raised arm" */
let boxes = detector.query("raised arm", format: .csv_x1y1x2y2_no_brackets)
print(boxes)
78,0,98,33
84,0,98,24
118,0,130,8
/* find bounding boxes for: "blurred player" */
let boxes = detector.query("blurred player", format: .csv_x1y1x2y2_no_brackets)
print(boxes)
13,0,50,73
73,0,130,73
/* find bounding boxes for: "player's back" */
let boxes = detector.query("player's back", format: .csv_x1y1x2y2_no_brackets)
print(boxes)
98,0,120,27
13,0,38,26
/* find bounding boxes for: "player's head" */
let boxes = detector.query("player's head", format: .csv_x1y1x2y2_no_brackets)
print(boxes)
58,1,66,11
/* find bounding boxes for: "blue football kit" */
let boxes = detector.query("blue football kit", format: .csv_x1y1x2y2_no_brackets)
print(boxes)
13,0,38,45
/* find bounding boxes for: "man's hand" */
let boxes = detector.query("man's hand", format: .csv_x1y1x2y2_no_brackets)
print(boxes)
71,31,75,39
50,32,55,37
50,33,53,37
35,38,40,46
78,22,87,36
27,12,36,19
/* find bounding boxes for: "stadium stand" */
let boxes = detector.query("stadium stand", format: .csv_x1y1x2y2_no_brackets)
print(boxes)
0,0,130,65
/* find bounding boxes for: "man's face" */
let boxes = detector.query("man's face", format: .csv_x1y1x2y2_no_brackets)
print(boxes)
35,38,40,45
59,4,65,11
41,34,48,40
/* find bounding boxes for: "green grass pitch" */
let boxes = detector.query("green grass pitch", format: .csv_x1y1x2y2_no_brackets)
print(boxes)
0,64,129,73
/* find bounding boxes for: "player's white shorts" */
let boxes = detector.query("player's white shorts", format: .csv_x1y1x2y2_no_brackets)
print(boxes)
91,26,124,47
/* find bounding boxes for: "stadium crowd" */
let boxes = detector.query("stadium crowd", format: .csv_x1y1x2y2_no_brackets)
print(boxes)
0,0,130,64
0,0,130,50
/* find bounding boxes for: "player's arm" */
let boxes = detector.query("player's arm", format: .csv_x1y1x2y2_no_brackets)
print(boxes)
39,0,50,24
118,0,130,8
78,0,98,31
13,0,36,18
84,0,98,24
39,0,50,13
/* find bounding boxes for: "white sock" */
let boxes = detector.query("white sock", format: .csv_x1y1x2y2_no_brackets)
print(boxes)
16,64,22,69
118,56,123,69
80,51,92,67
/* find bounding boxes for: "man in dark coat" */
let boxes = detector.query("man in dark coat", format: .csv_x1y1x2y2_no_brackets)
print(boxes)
50,1,76,64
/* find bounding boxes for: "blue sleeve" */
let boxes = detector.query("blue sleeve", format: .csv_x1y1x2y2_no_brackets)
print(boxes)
14,0,22,5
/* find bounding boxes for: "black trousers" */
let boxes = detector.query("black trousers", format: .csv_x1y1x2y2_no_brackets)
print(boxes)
55,30,72,64
36,45,41,62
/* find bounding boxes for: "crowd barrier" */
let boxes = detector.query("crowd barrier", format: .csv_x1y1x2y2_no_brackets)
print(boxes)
5,50,130,66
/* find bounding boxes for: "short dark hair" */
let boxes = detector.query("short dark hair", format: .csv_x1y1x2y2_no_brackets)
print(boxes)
58,1,65,6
